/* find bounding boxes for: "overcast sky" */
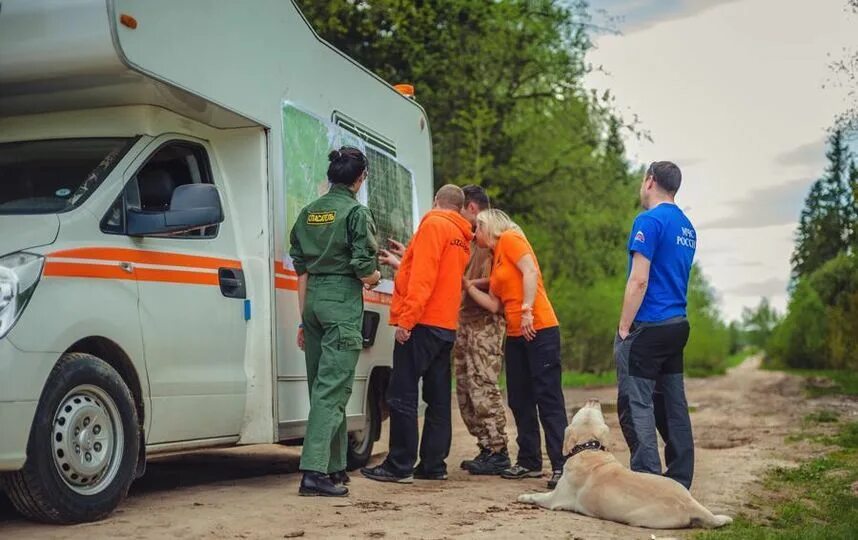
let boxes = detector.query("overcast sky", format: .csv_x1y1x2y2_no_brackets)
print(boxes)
585,0,858,321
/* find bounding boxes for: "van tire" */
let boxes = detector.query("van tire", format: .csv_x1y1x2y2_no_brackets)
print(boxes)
346,387,381,471
2,353,139,523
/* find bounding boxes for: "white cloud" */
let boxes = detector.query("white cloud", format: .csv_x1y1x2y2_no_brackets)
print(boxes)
586,0,858,320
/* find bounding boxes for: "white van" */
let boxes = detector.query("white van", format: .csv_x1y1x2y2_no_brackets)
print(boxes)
0,0,432,523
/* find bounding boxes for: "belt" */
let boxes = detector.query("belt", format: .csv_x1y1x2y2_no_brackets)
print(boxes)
633,315,687,329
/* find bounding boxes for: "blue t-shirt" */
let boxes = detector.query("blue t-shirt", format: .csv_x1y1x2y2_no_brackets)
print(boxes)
627,203,696,323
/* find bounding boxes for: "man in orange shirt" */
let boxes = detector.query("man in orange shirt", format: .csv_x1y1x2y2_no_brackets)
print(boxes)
361,185,473,483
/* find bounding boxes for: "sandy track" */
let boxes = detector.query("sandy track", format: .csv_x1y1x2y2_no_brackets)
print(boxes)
1,356,844,539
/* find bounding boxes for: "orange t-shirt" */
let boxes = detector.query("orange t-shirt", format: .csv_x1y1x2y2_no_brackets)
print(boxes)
489,230,558,336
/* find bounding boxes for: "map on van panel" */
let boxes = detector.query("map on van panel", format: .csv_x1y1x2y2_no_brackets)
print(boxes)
281,103,415,282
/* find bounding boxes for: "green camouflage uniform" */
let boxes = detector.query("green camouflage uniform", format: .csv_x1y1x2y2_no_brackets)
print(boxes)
289,183,378,474
453,244,508,452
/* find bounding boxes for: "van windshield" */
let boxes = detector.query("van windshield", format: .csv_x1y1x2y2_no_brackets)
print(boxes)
0,138,136,214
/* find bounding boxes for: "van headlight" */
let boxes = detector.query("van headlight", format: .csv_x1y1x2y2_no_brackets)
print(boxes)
0,252,45,340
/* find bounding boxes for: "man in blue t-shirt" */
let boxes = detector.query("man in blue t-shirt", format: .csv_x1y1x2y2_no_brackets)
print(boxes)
614,161,697,490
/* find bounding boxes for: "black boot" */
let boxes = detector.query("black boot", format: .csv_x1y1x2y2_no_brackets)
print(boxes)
330,470,351,485
460,447,490,470
467,448,511,475
299,471,349,497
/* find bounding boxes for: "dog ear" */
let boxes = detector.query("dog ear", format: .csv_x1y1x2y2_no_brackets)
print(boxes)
595,424,610,446
562,426,576,455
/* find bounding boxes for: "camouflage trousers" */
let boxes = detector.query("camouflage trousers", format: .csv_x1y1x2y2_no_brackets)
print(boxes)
453,314,508,452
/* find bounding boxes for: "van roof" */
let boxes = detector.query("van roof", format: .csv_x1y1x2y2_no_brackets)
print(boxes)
0,0,427,129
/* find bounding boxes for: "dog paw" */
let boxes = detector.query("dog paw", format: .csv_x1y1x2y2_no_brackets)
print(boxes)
517,494,533,504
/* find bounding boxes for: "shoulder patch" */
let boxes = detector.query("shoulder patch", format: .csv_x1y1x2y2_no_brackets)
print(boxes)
307,211,336,225
634,230,646,243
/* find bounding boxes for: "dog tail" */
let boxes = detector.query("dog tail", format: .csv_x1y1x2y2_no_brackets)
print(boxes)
689,500,733,529
711,515,733,528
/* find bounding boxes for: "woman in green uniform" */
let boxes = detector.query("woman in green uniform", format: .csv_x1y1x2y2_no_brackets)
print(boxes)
289,146,381,497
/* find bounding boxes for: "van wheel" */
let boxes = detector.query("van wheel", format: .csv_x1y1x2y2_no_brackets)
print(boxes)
2,353,139,523
346,389,381,471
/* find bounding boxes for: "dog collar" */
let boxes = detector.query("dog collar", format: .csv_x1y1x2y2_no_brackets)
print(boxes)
564,439,606,459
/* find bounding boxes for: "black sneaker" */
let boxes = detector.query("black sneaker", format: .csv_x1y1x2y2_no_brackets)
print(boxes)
330,470,350,485
413,463,448,480
460,447,490,470
467,448,511,475
360,464,414,484
547,470,563,489
500,464,543,480
299,471,349,497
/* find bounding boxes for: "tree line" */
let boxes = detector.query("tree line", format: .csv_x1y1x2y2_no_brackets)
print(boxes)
756,129,858,370
297,0,732,375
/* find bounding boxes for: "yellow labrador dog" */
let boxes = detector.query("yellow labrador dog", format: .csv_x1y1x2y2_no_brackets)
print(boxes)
517,399,732,529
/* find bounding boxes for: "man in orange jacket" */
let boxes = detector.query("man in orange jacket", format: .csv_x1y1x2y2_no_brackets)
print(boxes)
361,184,473,483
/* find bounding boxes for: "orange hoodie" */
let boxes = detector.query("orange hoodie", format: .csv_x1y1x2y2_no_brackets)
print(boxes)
389,209,473,331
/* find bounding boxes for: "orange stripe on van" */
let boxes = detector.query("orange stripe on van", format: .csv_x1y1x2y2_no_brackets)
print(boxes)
275,276,298,290
49,247,241,270
44,261,134,281
44,262,222,287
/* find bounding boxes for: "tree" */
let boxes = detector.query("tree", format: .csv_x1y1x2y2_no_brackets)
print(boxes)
768,253,858,370
766,279,827,369
727,321,745,355
740,297,780,349
683,265,730,376
791,129,855,279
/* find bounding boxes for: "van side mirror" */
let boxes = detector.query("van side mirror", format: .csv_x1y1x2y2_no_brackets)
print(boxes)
126,184,224,236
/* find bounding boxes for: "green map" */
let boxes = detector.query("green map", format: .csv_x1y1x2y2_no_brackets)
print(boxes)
365,147,414,280
282,103,414,280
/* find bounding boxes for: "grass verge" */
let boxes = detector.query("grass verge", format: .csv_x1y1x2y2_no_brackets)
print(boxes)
697,371,858,540
698,425,858,539
499,348,757,390
497,370,618,389
789,369,858,398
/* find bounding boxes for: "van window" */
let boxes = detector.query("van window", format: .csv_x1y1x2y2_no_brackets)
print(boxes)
0,138,136,215
102,142,219,238
365,147,414,279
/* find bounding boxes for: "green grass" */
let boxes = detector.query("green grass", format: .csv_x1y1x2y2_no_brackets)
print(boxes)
804,410,841,424
560,370,617,388
795,369,858,397
496,370,617,390
686,348,757,378
760,364,858,398
725,348,757,369
697,414,858,539
495,347,756,390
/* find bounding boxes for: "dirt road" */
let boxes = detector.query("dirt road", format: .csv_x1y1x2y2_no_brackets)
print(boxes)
1,356,846,539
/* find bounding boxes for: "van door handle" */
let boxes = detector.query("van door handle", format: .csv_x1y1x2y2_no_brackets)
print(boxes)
119,262,134,273
218,267,246,299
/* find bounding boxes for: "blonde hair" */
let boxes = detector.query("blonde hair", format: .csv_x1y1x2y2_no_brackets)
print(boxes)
476,209,522,241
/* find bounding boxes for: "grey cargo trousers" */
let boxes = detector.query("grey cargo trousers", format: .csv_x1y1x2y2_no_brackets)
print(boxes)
614,317,694,489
